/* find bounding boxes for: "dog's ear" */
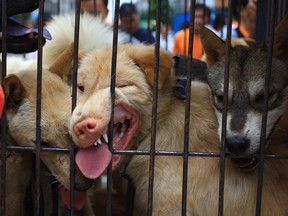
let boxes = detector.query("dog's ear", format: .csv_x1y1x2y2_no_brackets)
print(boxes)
4,74,27,108
49,43,85,83
273,17,288,63
199,27,226,67
126,45,173,90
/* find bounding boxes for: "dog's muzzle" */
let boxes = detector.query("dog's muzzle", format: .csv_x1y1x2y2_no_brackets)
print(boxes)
226,135,250,155
226,135,259,172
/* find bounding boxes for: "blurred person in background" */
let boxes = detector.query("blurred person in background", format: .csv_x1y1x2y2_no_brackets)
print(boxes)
80,0,110,23
221,0,257,39
119,3,155,44
211,12,226,37
172,3,211,60
152,21,174,52
80,0,140,44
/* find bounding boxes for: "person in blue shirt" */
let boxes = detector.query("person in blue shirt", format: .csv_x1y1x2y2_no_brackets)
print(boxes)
119,3,155,44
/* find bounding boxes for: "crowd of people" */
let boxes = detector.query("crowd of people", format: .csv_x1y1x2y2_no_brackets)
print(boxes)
21,0,257,61
79,0,257,60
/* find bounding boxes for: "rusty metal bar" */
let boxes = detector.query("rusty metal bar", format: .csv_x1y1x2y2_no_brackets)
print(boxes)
218,0,233,215
69,0,81,214
181,0,196,215
255,1,277,215
57,0,60,15
164,0,170,51
93,0,97,15
220,0,225,37
146,0,162,215
146,0,152,44
35,0,46,215
107,0,121,215
6,145,70,152
183,0,188,55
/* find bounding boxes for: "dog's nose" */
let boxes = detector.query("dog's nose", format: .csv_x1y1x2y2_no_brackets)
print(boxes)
73,117,97,137
226,136,250,155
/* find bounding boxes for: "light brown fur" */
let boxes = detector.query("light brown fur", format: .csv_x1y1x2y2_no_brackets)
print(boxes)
2,57,92,215
64,42,288,215
67,43,216,215
1,151,33,216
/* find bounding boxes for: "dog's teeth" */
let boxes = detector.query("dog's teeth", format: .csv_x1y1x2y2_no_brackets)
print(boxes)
121,123,127,132
250,158,255,165
94,141,98,146
97,138,102,145
118,124,127,138
119,132,124,138
103,133,109,143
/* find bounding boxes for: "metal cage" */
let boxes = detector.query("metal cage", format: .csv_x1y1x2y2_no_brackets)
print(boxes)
1,0,288,215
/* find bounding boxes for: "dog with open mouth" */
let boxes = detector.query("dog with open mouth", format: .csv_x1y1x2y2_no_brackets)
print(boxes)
42,14,288,215
59,42,215,215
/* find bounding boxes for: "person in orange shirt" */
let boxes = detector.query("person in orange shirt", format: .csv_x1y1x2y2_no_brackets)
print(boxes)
172,4,211,60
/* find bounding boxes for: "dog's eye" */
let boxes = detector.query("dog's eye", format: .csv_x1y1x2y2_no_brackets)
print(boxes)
254,92,275,104
252,89,281,111
78,85,85,92
117,85,127,88
212,91,227,111
216,95,224,103
214,91,224,103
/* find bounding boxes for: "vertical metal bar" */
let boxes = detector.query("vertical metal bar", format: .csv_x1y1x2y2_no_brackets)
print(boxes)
107,0,120,215
93,0,97,15
184,0,188,55
0,109,7,216
218,0,233,215
255,1,277,215
255,0,268,43
57,0,61,15
146,0,161,215
203,0,206,23
285,0,288,16
265,0,272,42
36,0,45,215
1,1,7,215
146,0,152,44
129,0,133,43
70,1,81,215
181,0,195,215
164,0,170,51
220,0,225,37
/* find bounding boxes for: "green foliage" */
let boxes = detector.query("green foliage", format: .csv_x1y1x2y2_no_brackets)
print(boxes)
140,0,174,29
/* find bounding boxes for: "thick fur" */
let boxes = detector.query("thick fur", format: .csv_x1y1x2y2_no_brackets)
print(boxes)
1,150,33,216
199,18,288,215
2,56,93,215
43,12,125,66
41,14,288,216
200,18,288,157
5,57,91,191
65,43,216,215
66,40,288,215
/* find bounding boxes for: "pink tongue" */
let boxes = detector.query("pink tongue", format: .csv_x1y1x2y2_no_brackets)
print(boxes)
75,144,112,179
60,186,87,211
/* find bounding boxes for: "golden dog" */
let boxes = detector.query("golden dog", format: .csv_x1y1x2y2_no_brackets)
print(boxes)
40,14,288,216
50,40,288,215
